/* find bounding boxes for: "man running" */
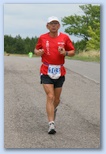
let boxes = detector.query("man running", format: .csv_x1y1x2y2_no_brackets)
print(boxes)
34,16,75,134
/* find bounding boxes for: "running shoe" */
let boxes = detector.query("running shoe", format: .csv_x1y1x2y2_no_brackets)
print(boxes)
48,122,56,134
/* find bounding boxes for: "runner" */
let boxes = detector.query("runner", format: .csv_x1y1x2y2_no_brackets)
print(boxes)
28,51,33,58
34,16,75,134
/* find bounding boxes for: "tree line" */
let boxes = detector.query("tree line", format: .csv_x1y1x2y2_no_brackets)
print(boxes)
4,4,100,54
4,35,38,54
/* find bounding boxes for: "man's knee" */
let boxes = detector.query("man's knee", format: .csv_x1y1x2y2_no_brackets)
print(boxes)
54,98,60,104
47,93,55,102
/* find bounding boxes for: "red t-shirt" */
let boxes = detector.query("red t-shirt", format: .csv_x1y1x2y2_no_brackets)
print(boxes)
35,32,75,76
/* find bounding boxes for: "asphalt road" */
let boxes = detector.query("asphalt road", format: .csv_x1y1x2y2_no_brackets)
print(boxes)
4,56,100,148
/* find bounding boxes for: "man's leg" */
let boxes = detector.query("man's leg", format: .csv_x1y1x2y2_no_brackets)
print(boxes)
53,87,62,121
54,76,65,109
43,84,56,134
54,87,62,109
42,84,55,122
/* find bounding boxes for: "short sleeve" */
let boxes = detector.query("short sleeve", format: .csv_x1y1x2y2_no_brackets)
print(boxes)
65,36,75,51
35,37,42,49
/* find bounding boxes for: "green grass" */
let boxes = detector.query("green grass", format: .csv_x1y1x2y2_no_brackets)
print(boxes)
66,50,100,63
4,50,100,63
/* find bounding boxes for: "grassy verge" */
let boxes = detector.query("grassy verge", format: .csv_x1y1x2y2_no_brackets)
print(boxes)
67,50,100,63
4,52,28,57
4,50,100,63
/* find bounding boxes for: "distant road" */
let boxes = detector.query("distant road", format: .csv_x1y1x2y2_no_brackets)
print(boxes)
65,59,100,83
4,56,100,148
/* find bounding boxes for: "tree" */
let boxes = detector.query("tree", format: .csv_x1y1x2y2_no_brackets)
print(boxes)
4,35,38,54
86,22,100,50
4,35,16,53
74,40,87,53
62,4,100,51
14,35,25,54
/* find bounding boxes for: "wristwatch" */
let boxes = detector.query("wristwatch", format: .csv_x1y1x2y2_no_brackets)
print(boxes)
65,52,68,56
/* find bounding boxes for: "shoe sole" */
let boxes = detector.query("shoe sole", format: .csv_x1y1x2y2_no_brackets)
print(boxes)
48,129,56,134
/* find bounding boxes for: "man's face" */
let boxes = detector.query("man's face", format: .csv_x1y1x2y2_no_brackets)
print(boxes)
47,20,60,33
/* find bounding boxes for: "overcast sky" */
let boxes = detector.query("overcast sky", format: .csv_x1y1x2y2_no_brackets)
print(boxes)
4,4,86,42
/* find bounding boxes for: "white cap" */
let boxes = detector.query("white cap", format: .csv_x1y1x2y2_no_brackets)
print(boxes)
47,16,59,23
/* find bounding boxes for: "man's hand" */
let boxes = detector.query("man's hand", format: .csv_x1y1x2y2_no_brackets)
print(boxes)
34,49,44,56
58,47,66,56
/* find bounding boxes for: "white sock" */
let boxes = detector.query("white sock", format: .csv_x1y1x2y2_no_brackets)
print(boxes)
49,121,54,125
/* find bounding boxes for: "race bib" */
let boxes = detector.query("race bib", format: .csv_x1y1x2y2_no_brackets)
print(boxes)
48,65,61,79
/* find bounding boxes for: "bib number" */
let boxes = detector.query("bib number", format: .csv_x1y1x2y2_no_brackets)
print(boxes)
48,65,61,79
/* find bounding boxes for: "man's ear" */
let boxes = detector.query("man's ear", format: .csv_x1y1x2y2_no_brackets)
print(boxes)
58,23,60,29
46,24,49,30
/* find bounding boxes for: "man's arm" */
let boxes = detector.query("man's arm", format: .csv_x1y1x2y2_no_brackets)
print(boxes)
58,47,75,57
66,50,75,57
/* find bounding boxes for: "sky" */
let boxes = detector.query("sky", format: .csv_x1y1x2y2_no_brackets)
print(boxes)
4,4,85,42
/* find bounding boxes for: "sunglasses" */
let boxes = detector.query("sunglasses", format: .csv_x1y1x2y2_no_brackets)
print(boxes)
49,22,59,25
